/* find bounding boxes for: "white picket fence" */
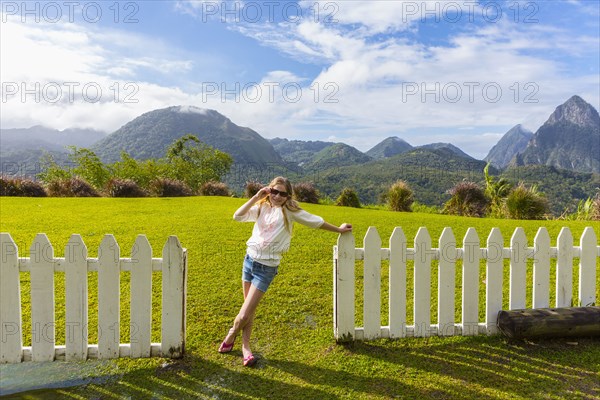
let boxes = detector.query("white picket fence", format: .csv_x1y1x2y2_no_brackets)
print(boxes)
333,226,599,341
0,233,187,363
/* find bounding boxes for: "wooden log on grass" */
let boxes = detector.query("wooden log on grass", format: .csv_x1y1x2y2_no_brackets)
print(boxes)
497,307,600,339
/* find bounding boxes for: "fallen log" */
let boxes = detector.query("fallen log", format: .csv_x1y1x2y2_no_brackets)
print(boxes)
497,306,600,339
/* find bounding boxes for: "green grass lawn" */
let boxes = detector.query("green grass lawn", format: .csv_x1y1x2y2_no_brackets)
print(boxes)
1,197,599,399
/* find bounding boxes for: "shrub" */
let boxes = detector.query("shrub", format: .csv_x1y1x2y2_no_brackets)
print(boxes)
293,182,319,204
505,183,549,220
106,178,146,198
46,177,99,197
592,192,600,221
387,180,414,212
0,176,46,197
149,178,192,197
336,188,361,208
443,181,489,217
245,181,263,198
199,181,231,196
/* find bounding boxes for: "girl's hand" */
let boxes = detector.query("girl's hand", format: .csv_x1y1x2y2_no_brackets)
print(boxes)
254,187,270,200
338,223,352,233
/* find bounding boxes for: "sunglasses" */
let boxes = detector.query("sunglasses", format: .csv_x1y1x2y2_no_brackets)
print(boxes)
269,188,289,198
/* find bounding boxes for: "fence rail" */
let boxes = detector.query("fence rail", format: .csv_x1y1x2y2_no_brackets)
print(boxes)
333,226,599,341
0,233,187,363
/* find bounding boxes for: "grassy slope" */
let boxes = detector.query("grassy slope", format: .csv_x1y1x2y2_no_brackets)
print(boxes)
0,197,598,399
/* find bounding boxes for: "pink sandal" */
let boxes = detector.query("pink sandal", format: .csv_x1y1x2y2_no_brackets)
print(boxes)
218,340,234,353
243,354,256,367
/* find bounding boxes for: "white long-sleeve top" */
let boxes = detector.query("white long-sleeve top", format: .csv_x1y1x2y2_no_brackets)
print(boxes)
233,203,324,266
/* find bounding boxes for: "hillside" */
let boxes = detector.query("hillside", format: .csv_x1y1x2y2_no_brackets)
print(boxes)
303,143,373,170
92,106,282,165
295,147,490,206
269,138,335,166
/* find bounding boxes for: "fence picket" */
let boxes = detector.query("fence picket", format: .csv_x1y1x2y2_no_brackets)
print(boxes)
438,228,456,336
510,228,527,310
363,227,382,340
98,235,120,359
161,236,186,358
130,235,153,358
533,228,551,309
30,234,55,362
556,228,573,307
64,234,88,361
485,228,503,334
388,227,407,338
462,228,480,336
579,227,597,307
334,231,355,341
0,233,22,363
414,228,431,337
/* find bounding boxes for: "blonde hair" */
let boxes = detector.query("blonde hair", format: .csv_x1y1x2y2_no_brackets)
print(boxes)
257,176,301,232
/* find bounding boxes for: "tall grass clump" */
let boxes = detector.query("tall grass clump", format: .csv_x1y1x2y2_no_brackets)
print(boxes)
105,178,147,198
46,177,100,197
199,181,231,196
149,178,192,197
0,176,47,197
505,183,549,220
386,180,414,212
244,181,263,198
443,181,489,217
335,188,361,208
293,182,320,204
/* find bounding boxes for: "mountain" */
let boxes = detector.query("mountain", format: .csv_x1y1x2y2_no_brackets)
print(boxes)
366,137,413,159
0,125,107,149
518,96,600,173
0,126,107,177
484,125,533,169
92,106,283,165
304,143,372,170
418,143,475,159
269,137,335,166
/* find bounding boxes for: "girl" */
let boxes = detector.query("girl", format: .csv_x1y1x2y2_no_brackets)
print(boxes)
218,176,352,367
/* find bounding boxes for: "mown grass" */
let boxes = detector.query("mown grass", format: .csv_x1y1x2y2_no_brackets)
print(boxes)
0,197,599,399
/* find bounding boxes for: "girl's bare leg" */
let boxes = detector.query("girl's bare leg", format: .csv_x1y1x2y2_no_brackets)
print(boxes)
223,281,264,357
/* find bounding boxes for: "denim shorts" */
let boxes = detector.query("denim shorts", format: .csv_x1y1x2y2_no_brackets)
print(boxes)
242,254,278,293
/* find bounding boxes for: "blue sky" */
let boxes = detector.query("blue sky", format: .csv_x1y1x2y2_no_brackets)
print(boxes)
1,0,599,158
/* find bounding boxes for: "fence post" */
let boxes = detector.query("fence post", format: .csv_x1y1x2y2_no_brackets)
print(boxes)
485,228,503,334
510,228,527,310
556,227,573,307
414,227,431,337
30,234,55,362
363,227,382,340
438,227,456,336
334,231,355,341
533,228,551,309
65,234,88,361
98,234,120,359
131,235,153,358
0,233,22,363
388,227,407,338
462,228,480,336
579,227,597,307
161,236,186,358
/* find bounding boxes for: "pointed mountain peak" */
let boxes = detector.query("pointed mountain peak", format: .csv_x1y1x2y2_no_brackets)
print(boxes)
366,136,413,159
546,95,600,128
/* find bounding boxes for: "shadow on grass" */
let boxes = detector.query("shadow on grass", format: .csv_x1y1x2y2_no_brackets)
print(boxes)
336,335,600,399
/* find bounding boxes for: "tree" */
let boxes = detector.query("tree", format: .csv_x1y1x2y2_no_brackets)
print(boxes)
165,135,233,192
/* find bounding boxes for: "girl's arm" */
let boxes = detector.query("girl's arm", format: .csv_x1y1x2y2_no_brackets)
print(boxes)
233,187,270,218
320,222,352,234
